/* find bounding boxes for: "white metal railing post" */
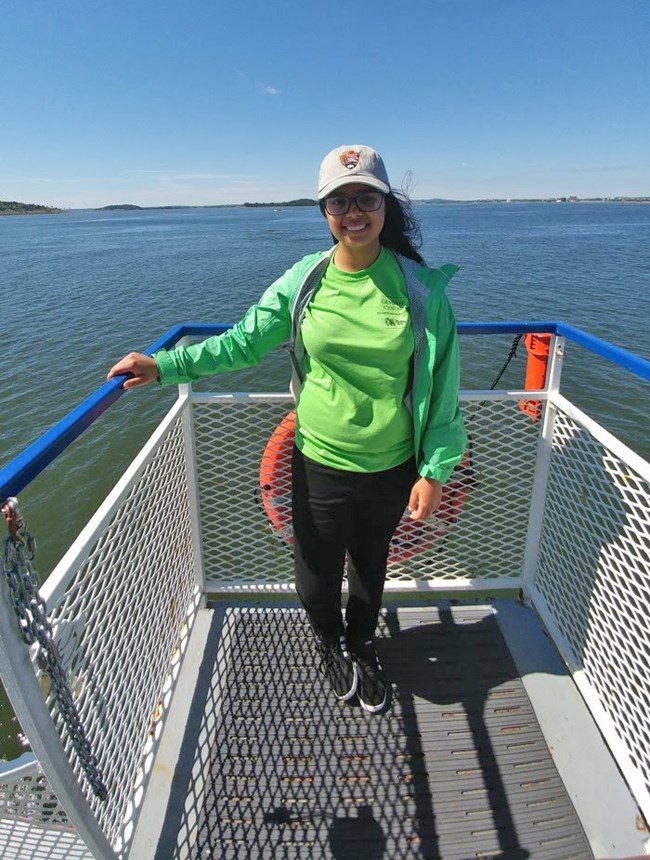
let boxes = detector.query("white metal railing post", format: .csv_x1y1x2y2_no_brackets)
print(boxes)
520,334,566,600
179,385,207,599
176,344,207,601
0,582,116,859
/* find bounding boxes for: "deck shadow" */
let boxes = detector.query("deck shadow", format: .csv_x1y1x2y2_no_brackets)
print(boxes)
154,603,592,860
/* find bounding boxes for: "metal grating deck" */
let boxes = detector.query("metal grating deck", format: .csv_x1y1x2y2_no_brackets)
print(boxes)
158,605,593,860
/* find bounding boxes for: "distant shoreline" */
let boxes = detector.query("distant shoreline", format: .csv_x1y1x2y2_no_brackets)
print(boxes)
92,197,650,209
2,196,649,216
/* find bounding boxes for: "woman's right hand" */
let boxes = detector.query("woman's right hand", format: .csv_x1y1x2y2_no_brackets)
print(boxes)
107,352,159,389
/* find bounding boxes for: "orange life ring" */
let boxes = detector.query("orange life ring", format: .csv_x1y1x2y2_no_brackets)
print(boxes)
259,411,296,544
259,412,473,562
519,333,552,422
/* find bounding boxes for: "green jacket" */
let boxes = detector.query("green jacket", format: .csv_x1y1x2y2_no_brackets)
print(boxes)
154,249,466,483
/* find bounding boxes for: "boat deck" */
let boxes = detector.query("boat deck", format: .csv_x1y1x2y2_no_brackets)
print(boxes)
134,600,644,859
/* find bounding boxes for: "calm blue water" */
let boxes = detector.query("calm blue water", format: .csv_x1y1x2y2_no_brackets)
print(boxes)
3,201,650,528
0,202,649,754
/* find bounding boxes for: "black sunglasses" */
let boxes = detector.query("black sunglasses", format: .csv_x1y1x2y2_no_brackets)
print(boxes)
322,190,385,216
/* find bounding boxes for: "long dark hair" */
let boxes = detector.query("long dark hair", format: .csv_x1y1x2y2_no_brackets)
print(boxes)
321,189,425,265
380,190,424,264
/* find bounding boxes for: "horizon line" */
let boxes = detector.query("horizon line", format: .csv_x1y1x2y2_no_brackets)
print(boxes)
3,194,650,213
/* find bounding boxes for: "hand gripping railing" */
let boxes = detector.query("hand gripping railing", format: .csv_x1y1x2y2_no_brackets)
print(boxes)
0,323,233,502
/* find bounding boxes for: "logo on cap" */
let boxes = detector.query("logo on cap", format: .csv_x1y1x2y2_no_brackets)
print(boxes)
339,150,360,169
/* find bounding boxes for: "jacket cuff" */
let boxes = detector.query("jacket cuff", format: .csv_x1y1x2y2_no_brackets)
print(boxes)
418,461,456,484
153,350,180,386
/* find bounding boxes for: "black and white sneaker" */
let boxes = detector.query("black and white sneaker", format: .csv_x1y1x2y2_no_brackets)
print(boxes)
350,640,391,714
316,636,358,702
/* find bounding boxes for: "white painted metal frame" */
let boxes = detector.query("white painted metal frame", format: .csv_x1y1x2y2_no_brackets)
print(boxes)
0,544,117,859
193,389,547,595
0,754,91,859
528,388,650,825
0,395,204,858
521,335,565,594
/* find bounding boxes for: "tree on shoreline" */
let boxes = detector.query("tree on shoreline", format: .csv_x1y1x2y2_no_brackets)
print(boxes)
0,200,64,214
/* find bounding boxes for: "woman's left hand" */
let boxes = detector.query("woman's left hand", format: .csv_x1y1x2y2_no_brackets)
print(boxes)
408,477,443,521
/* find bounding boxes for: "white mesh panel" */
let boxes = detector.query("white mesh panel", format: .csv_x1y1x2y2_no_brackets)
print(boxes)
194,396,541,590
387,399,539,586
194,398,295,587
42,416,201,853
533,406,650,808
0,770,90,859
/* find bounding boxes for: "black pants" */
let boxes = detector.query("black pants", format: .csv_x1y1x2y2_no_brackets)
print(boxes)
292,446,417,645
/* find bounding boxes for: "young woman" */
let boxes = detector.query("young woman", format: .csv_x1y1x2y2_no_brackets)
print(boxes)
107,145,466,715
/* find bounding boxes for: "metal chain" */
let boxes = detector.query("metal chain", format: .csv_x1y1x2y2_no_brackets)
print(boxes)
490,333,524,390
1,498,108,801
470,333,525,417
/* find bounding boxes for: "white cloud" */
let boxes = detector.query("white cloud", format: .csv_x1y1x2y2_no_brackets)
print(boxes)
235,68,280,96
170,173,248,181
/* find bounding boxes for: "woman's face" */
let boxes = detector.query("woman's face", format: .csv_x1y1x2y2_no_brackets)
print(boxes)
323,183,385,253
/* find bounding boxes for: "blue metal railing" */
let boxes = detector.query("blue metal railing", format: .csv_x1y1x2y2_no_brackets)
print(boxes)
459,321,650,380
1,322,648,504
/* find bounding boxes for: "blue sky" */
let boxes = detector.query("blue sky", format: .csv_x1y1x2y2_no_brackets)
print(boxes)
1,0,648,207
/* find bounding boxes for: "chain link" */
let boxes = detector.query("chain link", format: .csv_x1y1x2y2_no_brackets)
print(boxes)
471,334,525,415
490,333,524,391
2,498,108,801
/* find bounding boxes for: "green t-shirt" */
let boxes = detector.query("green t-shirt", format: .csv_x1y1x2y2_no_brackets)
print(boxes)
296,247,415,472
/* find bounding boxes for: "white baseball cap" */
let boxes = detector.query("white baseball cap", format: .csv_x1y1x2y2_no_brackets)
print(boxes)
318,145,391,199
